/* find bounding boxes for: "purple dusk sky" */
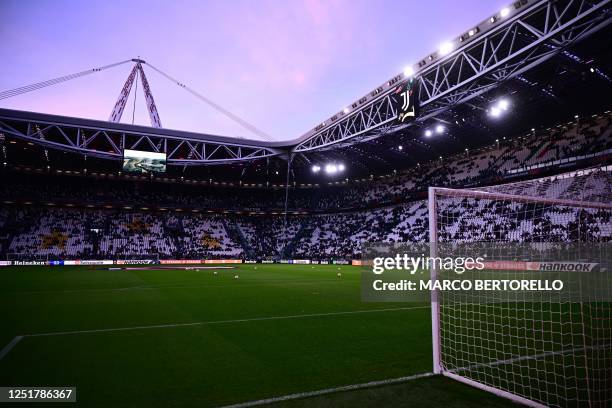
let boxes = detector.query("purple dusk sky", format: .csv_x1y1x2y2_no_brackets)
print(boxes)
0,0,501,141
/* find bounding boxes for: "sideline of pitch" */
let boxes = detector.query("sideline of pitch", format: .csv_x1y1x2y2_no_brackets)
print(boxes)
0,306,430,360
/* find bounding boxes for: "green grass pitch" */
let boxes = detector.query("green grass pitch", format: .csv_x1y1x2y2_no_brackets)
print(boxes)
0,264,516,407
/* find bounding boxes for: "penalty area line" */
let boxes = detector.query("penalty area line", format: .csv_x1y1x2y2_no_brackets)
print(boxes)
218,372,436,408
0,336,23,361
25,306,430,338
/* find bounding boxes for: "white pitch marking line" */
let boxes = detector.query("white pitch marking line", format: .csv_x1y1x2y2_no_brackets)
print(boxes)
0,336,23,361
218,371,436,408
9,279,350,296
26,306,430,338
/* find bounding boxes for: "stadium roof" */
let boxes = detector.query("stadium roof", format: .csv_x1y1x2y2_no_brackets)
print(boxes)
0,108,292,149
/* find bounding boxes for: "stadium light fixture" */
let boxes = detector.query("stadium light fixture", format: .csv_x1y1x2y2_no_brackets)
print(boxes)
424,129,433,137
489,98,510,117
439,42,454,56
403,66,414,78
500,7,510,17
325,164,338,174
312,165,321,173
343,107,350,114
435,124,445,134
338,164,345,171
398,145,403,151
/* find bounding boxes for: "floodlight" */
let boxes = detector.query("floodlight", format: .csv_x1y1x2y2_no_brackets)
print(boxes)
403,66,414,77
425,129,433,137
338,164,345,171
500,7,510,17
498,99,509,110
439,42,454,56
325,164,338,174
312,165,321,173
398,145,403,151
490,106,502,117
343,107,350,114
435,124,445,133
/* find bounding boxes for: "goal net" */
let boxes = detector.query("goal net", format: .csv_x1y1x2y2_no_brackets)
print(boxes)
428,166,612,408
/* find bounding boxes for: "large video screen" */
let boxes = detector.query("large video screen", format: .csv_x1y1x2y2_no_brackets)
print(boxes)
122,149,166,174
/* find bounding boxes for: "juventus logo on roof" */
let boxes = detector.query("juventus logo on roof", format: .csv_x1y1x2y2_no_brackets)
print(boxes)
395,79,418,123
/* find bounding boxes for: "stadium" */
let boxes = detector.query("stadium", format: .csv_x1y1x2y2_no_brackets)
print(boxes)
0,1,611,407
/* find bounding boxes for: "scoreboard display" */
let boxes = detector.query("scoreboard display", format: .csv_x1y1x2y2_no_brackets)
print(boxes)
122,149,166,174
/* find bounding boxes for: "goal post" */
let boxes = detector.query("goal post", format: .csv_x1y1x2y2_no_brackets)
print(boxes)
428,187,442,375
428,167,612,408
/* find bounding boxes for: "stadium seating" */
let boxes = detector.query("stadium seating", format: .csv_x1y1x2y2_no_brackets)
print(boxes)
2,166,609,260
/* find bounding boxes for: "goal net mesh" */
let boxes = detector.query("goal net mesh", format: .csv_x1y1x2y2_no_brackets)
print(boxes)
430,166,612,407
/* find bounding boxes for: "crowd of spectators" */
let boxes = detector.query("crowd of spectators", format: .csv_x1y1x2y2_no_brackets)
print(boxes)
0,209,243,260
1,166,609,260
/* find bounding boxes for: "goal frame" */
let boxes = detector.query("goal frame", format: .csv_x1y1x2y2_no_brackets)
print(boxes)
428,185,612,408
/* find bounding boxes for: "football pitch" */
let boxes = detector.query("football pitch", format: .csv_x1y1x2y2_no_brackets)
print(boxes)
0,264,515,407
